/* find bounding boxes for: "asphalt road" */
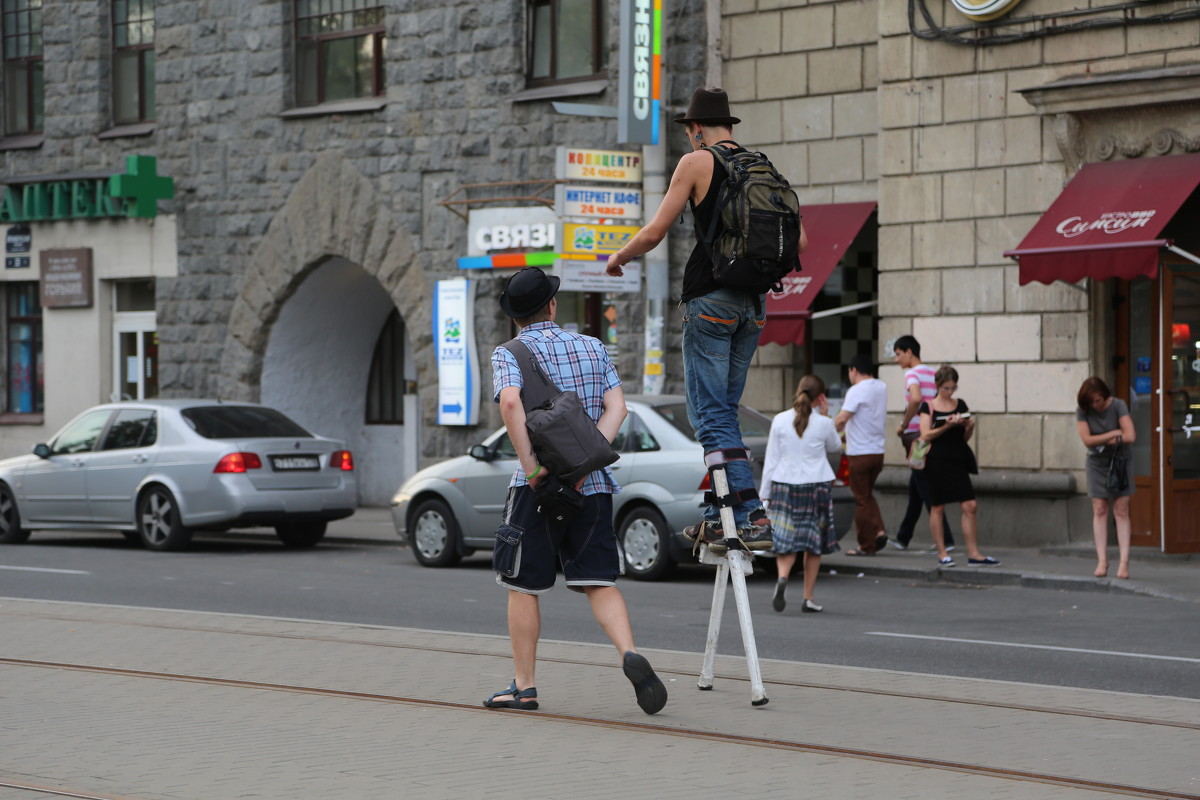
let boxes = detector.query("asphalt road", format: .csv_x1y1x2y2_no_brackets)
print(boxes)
2,531,1198,699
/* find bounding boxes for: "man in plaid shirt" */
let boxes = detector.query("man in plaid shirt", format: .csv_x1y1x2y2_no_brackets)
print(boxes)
482,267,667,716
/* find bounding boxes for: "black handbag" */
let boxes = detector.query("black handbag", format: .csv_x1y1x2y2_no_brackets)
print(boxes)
1107,445,1130,495
502,339,619,485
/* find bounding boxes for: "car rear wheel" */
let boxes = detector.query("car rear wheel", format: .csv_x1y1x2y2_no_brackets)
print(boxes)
275,521,327,548
0,483,29,544
137,486,193,552
409,498,462,568
620,505,675,581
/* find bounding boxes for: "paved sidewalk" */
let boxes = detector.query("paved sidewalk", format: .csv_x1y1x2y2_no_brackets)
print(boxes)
219,507,1200,603
2,597,1197,800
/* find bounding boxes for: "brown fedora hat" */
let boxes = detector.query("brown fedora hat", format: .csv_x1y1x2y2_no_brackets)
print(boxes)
673,87,741,126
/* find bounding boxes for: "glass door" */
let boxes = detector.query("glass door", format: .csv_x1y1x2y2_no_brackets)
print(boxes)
1162,264,1200,553
1118,278,1159,546
112,311,158,401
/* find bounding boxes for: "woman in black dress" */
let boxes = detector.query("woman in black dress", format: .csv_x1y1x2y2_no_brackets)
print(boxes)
918,365,999,568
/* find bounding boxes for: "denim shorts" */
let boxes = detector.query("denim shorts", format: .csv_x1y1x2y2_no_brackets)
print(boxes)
494,485,621,594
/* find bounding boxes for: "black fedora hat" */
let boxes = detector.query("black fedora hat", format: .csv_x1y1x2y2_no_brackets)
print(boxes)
499,267,560,318
673,87,741,126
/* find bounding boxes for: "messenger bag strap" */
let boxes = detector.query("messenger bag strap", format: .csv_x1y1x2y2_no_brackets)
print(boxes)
503,338,560,409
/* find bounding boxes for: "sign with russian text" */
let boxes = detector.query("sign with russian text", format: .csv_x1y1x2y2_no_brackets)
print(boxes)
6,224,30,268
556,185,642,221
560,222,640,259
556,148,643,183
618,0,662,145
467,206,558,256
433,279,480,426
40,248,94,308
558,259,641,293
0,155,173,223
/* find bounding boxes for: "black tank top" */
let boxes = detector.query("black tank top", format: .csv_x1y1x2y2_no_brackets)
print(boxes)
681,145,743,302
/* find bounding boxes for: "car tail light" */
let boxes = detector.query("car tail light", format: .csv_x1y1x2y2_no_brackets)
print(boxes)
330,450,354,471
833,454,850,486
698,472,711,492
214,452,263,473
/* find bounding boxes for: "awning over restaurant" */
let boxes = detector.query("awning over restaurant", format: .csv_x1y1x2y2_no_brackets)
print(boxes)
1005,152,1200,285
760,201,877,346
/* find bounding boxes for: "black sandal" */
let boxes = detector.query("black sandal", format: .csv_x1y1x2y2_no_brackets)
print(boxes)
483,680,539,710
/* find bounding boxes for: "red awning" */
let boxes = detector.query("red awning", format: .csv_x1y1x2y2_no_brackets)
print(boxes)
760,201,877,346
1005,152,1200,285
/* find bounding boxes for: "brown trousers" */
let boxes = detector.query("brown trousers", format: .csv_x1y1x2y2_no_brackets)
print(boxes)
847,453,886,553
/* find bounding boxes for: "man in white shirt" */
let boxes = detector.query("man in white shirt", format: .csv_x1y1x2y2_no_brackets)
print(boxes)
834,355,889,555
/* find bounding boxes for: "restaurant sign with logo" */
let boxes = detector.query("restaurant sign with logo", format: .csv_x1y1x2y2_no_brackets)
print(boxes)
559,222,640,259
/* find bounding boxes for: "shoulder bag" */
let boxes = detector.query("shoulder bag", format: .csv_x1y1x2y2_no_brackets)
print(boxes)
502,339,619,486
1106,437,1130,495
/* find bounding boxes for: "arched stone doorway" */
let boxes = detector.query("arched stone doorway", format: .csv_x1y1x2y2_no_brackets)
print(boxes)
218,152,433,506
260,258,417,505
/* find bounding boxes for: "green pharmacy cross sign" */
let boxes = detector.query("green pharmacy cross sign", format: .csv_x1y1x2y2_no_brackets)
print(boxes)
0,155,174,223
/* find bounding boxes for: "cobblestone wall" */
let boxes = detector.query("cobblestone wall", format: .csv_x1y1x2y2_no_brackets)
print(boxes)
7,0,706,460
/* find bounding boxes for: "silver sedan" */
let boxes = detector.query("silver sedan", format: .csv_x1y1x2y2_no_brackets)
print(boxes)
391,395,852,580
0,400,357,551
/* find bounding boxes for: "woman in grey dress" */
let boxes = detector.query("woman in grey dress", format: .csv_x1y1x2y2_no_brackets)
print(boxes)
1075,377,1136,579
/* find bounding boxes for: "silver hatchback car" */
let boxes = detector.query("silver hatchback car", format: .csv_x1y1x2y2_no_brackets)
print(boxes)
0,400,357,551
392,395,852,580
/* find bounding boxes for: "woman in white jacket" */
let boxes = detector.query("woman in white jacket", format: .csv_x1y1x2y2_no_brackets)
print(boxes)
761,375,844,613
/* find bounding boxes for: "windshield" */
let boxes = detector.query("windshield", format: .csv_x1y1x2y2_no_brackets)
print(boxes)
655,402,772,440
181,406,313,439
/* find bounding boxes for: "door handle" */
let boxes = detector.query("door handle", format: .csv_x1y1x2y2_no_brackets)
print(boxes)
132,454,149,463
70,459,84,468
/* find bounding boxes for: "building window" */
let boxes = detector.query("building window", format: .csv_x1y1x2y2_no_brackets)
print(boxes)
528,0,607,86
365,309,405,424
2,0,43,135
112,0,155,125
294,0,385,107
6,283,42,414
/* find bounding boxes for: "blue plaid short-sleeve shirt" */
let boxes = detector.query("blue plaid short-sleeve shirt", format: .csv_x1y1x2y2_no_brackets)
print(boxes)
492,321,621,495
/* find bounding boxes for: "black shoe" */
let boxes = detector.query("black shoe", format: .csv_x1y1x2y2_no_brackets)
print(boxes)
622,651,667,715
801,599,823,613
772,578,787,612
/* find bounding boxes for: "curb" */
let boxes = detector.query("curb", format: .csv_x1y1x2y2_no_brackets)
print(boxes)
820,561,1190,602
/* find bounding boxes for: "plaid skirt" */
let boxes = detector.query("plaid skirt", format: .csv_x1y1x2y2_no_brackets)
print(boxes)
766,481,840,556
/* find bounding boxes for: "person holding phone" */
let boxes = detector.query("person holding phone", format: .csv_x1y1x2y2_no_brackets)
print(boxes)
918,365,999,568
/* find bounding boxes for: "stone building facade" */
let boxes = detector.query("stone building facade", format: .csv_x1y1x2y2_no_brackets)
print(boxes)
721,0,1200,551
0,0,709,505
5,1,1199,549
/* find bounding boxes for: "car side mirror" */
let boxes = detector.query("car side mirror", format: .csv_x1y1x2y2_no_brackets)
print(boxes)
32,443,50,459
469,444,493,461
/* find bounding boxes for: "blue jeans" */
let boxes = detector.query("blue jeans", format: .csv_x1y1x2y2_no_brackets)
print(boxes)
682,289,766,529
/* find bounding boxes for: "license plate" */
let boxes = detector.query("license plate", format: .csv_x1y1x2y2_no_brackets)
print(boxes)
271,455,321,471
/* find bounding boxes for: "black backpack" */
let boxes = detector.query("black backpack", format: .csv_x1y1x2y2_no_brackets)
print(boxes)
702,143,802,297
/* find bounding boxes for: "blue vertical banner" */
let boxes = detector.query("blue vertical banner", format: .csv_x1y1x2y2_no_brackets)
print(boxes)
617,0,662,145
434,279,480,426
